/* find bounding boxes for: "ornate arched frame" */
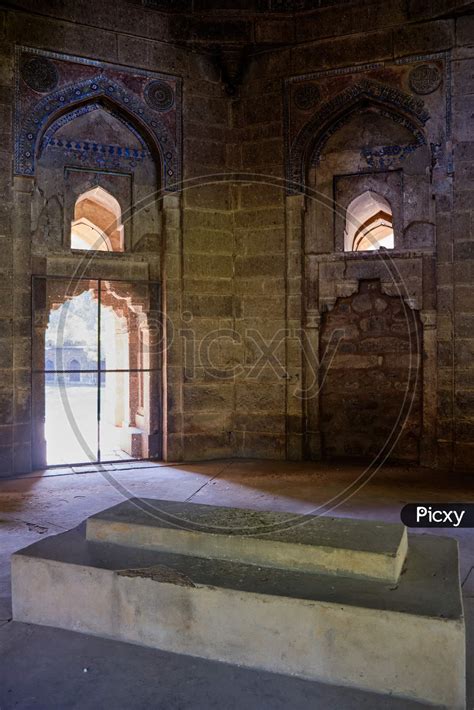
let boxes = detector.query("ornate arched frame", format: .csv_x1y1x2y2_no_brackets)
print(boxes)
15,75,180,190
287,79,429,192
284,81,437,467
32,277,161,469
13,48,180,471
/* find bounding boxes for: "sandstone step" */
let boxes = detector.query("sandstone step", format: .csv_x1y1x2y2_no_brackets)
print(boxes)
11,525,465,708
86,498,408,583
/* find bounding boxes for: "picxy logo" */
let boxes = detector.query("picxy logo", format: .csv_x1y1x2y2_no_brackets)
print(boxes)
401,504,473,528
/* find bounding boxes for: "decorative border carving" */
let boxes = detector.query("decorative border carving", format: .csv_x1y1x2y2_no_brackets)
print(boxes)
45,137,152,172
40,102,149,151
14,47,182,191
40,103,153,172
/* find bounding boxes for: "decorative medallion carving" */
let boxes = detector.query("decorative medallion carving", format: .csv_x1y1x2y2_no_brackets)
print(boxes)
144,80,175,111
294,83,320,111
408,64,441,95
21,57,58,93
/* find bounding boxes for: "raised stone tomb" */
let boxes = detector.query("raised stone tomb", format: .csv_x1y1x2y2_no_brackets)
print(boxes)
12,499,466,708
86,498,408,582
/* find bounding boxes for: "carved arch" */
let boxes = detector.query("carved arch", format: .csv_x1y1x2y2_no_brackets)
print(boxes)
15,76,180,190
40,102,149,154
287,79,430,193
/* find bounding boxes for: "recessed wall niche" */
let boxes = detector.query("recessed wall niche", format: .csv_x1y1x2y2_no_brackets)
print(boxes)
33,101,160,253
18,47,183,259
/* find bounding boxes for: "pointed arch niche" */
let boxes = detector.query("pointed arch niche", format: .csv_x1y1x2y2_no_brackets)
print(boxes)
14,48,181,260
284,78,438,468
11,49,183,473
31,98,161,253
15,51,181,189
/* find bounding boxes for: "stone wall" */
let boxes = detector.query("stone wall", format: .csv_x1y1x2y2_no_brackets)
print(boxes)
450,16,474,471
0,0,473,473
320,280,422,462
231,5,473,472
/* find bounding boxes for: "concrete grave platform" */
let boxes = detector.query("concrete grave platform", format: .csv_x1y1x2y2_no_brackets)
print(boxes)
86,498,408,582
11,501,466,708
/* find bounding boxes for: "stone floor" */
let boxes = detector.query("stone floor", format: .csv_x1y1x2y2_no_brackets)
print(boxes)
0,459,473,709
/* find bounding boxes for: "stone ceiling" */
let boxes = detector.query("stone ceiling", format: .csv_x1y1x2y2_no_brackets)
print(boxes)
125,0,474,95
130,0,474,50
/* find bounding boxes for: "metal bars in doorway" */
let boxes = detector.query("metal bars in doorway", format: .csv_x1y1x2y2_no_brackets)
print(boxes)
32,275,162,468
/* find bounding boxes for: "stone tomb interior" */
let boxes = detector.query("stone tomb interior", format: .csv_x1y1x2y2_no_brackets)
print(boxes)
0,0,474,708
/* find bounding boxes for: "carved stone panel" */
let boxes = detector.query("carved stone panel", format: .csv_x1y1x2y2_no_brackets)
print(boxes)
15,47,182,191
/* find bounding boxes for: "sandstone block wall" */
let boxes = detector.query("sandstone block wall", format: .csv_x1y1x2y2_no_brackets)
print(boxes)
0,0,472,473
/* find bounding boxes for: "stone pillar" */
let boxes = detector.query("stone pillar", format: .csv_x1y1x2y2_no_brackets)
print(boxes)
299,187,323,460
420,310,438,468
303,308,322,460
162,192,183,461
13,176,34,474
285,194,304,459
31,300,48,472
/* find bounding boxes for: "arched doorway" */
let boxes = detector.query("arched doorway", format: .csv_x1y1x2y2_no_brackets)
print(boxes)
34,277,161,467
28,83,164,469
13,48,181,474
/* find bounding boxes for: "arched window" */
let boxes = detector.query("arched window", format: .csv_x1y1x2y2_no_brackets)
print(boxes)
71,187,124,252
344,191,394,252
69,359,81,383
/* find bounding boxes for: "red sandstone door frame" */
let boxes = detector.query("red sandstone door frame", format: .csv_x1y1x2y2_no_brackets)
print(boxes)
31,275,162,468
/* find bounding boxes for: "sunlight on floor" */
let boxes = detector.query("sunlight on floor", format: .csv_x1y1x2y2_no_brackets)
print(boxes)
45,384,132,465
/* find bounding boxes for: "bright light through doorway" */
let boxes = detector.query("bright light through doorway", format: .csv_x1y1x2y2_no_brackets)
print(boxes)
44,291,133,466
